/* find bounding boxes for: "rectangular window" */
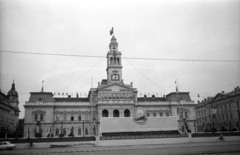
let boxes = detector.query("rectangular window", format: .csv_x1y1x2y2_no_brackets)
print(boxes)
153,113,156,117
78,116,81,121
147,113,150,117
71,116,74,121
226,115,228,120
185,112,188,118
166,113,169,117
40,114,43,121
64,114,67,121
35,114,38,121
160,113,163,117
85,114,88,120
180,112,183,118
56,115,59,121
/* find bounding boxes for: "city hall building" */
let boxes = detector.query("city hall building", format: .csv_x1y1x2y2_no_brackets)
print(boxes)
24,36,196,138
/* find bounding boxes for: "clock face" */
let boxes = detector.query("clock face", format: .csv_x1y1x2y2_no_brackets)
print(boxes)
111,74,119,81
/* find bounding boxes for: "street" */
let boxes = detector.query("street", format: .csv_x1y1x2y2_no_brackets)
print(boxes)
0,141,240,155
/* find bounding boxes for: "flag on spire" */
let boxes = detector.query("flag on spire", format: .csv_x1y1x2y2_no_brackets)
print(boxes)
110,27,114,35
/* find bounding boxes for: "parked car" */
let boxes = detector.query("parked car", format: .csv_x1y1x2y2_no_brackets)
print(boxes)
0,141,16,150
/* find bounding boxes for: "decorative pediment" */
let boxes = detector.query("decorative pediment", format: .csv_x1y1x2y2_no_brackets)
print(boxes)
98,83,133,92
32,110,46,114
212,93,225,102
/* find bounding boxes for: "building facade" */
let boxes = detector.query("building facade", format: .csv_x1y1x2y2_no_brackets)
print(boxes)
195,86,240,132
24,36,196,138
0,82,20,138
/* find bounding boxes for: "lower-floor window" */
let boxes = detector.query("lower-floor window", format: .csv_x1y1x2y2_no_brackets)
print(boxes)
78,128,81,135
85,128,88,135
63,128,66,135
56,128,59,135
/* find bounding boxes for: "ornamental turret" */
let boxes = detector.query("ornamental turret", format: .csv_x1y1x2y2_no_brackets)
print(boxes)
7,81,19,109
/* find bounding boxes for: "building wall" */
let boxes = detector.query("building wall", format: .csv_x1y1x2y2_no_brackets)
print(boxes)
0,92,19,136
196,87,240,132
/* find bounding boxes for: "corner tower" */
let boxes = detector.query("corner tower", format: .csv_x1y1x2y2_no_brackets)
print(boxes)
106,36,123,84
7,81,19,109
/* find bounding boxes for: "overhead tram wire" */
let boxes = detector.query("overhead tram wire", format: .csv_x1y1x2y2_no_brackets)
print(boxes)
57,57,104,92
122,54,169,93
1,50,240,63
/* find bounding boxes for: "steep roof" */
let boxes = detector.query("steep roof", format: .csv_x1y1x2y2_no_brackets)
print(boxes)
101,79,108,85
166,92,192,102
28,92,54,102
55,97,89,102
137,97,167,102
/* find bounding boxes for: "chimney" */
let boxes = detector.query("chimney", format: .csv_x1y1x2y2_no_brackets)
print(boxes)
222,91,224,93
198,101,200,104
131,82,133,86
98,82,100,86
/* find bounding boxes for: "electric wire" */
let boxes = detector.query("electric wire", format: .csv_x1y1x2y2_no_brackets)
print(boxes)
122,54,169,92
1,50,239,62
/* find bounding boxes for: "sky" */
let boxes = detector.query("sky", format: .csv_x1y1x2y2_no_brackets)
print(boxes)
0,0,239,119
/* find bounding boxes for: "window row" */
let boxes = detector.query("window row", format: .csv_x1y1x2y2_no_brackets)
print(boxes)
146,112,170,117
109,57,121,65
55,114,92,121
102,109,130,117
55,127,90,136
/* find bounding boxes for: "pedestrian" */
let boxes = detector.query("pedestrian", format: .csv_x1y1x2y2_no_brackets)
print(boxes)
219,134,223,141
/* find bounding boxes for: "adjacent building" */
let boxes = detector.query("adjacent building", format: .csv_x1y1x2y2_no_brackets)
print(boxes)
195,86,240,132
0,82,20,138
24,36,196,138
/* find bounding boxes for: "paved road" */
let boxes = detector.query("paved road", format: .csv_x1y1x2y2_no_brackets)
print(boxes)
0,141,240,155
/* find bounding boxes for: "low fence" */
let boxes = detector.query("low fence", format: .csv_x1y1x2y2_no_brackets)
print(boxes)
100,134,187,140
192,132,240,138
0,136,96,143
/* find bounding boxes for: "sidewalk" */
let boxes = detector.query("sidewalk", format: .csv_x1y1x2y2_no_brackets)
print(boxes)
12,136,240,149
1,139,240,155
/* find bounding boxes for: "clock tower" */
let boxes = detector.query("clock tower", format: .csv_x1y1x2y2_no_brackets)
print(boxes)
106,36,123,84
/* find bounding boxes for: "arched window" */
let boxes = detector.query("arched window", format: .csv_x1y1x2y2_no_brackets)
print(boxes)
114,57,116,64
78,127,81,135
113,109,120,117
102,109,109,117
124,109,130,117
63,128,66,135
56,128,59,136
110,57,113,64
85,128,88,135
117,58,120,64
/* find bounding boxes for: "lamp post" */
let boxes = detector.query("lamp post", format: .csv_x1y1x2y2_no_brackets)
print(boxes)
83,120,85,137
194,118,197,133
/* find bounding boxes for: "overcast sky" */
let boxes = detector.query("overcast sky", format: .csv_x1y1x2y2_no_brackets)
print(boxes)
0,0,239,119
